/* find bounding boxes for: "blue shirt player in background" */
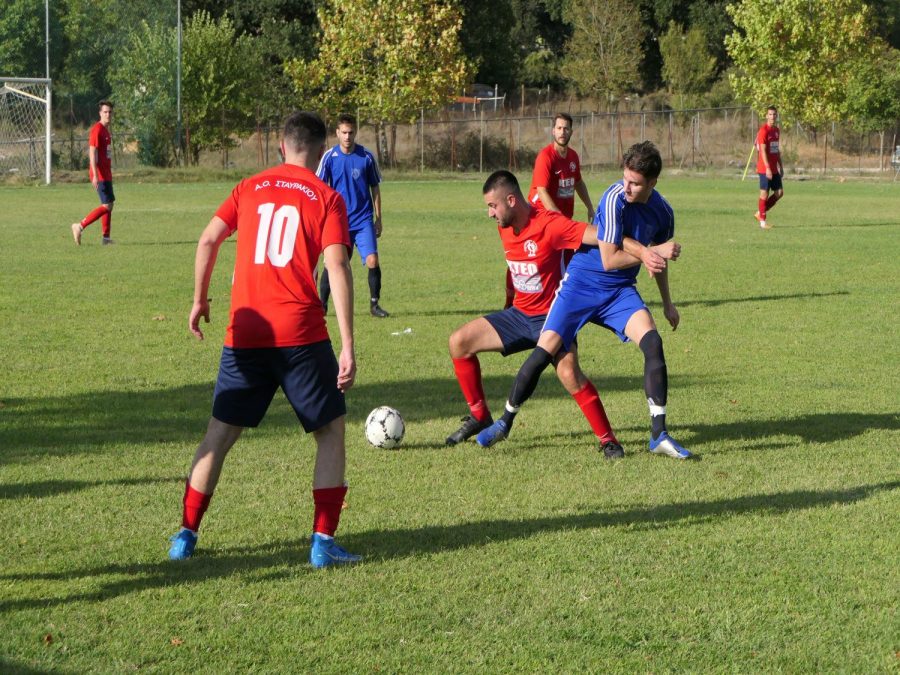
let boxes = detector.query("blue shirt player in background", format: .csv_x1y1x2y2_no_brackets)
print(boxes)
317,113,389,317
477,141,693,460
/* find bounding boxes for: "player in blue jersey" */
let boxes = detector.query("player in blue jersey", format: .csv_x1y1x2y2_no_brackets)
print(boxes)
317,113,389,317
477,141,692,459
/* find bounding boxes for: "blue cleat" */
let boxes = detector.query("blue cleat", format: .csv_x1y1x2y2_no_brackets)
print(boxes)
168,528,198,560
309,533,362,569
649,432,692,460
476,419,509,448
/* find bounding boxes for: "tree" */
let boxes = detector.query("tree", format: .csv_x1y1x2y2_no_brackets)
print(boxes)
658,21,716,108
458,0,519,91
182,11,261,165
726,0,879,130
285,0,472,165
844,45,900,169
108,22,178,166
561,0,644,108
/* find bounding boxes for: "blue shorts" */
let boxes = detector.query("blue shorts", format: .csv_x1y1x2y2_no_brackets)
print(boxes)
543,274,647,350
96,180,115,204
212,341,345,431
758,173,783,191
350,222,378,264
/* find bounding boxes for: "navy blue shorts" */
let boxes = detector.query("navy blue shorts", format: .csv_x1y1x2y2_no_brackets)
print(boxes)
96,180,115,204
758,173,783,191
484,307,549,356
212,341,345,431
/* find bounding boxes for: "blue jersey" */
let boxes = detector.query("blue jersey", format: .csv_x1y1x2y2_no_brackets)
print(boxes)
566,181,674,289
316,144,381,230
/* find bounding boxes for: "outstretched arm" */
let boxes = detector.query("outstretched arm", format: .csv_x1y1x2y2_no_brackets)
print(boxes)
323,242,356,392
189,216,230,340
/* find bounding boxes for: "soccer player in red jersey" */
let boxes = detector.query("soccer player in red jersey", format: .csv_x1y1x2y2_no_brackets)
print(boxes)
168,111,360,569
754,105,783,230
504,113,594,307
71,101,116,245
528,113,594,221
446,170,671,458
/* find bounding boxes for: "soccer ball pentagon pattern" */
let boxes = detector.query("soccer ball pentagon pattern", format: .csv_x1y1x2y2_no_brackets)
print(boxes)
365,406,405,449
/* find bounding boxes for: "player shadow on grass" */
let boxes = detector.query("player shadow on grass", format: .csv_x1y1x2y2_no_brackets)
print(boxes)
1,479,896,611
0,476,184,501
649,289,850,309
615,411,899,454
1,374,673,460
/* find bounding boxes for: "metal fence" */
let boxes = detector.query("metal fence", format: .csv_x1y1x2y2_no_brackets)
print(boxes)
43,106,900,177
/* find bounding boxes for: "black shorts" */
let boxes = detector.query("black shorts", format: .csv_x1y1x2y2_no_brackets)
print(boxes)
212,341,345,431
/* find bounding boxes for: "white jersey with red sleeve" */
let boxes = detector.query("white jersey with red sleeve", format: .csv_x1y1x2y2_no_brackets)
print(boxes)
214,164,351,348
500,208,587,316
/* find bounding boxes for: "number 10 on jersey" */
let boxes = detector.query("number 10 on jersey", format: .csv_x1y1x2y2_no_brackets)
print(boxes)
255,202,299,267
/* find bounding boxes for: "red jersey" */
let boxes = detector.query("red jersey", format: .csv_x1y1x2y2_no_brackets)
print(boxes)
88,122,113,182
214,164,351,349
755,124,780,174
527,143,583,218
500,208,587,316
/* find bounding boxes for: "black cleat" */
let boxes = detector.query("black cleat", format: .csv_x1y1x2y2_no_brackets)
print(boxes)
600,440,625,459
445,414,493,446
370,302,390,318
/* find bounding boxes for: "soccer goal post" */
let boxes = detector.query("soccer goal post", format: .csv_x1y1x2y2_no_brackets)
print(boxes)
0,77,52,184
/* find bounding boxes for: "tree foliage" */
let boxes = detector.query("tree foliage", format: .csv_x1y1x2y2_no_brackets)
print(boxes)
659,20,717,108
108,22,178,166
285,0,472,124
726,0,880,128
182,11,261,163
844,45,900,133
561,0,644,106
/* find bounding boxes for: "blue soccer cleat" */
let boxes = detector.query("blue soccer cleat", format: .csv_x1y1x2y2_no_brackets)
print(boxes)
648,432,692,460
168,528,198,560
476,419,509,448
309,533,362,569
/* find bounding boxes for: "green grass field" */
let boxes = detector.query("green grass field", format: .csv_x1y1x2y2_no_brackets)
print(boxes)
1,172,898,672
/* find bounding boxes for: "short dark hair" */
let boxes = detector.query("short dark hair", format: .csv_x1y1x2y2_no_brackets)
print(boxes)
623,141,662,180
767,105,777,113
337,113,357,128
554,112,573,126
98,100,113,110
283,111,327,152
482,170,521,195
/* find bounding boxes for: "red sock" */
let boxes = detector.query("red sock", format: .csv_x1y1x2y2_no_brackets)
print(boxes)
452,356,490,422
313,485,348,536
101,211,111,238
572,381,616,444
81,206,107,228
504,269,515,309
182,482,212,532
765,194,779,211
758,198,767,220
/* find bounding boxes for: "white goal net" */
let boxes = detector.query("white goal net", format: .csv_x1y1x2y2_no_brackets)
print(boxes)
0,78,51,184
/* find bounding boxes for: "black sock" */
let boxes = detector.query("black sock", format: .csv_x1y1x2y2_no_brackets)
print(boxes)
368,266,382,304
501,347,554,431
639,330,668,439
319,268,331,307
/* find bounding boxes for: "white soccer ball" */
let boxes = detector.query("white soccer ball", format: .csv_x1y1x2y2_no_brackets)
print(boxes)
365,406,405,449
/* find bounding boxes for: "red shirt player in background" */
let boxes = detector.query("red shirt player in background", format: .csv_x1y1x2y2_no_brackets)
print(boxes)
754,105,783,230
167,111,361,569
504,112,595,307
446,170,669,458
71,101,116,245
